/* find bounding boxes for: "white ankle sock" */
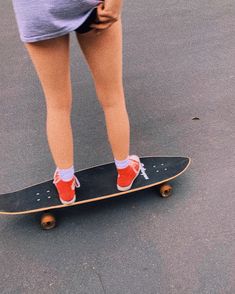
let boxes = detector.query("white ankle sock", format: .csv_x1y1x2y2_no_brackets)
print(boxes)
57,166,74,181
114,156,130,169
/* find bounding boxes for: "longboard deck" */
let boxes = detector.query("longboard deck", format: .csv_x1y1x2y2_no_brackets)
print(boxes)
0,157,191,215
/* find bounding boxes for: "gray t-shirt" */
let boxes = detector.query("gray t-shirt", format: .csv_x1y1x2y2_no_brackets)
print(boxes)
12,0,102,43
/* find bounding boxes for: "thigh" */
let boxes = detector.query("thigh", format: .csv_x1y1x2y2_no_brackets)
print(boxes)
75,18,123,98
24,35,72,108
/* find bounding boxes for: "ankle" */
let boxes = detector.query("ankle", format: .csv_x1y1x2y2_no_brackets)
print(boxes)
57,166,74,181
114,156,130,169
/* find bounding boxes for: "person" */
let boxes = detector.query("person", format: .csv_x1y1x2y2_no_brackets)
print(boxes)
12,0,141,204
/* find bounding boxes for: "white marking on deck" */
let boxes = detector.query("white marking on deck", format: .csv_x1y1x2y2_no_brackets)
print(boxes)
140,163,149,180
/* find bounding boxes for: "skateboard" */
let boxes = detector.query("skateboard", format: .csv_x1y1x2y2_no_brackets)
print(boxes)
0,156,191,230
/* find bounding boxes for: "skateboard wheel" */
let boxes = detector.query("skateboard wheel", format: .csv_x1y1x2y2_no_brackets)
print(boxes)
159,184,172,198
41,213,56,230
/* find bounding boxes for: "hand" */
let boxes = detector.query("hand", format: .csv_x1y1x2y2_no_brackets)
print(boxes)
90,0,123,34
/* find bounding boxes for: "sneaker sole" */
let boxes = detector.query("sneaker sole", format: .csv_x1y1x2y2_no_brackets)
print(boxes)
59,194,76,205
116,160,141,192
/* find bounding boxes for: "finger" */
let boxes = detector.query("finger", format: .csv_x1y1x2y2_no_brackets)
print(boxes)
98,11,119,21
95,15,115,24
94,26,112,35
90,24,112,31
90,21,114,30
96,4,119,21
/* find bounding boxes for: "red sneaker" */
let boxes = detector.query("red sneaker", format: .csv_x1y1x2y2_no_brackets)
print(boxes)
117,155,141,191
53,169,80,205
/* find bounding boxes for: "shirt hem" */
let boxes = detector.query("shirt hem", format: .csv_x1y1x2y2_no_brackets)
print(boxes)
21,26,82,43
20,8,96,43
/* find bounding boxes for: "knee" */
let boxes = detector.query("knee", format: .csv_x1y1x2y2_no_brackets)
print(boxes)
96,88,125,109
98,95,125,110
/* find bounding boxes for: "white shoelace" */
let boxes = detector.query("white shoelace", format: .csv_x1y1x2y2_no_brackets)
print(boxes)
129,159,140,174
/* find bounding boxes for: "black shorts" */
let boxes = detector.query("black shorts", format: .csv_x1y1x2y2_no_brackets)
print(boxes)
75,8,98,34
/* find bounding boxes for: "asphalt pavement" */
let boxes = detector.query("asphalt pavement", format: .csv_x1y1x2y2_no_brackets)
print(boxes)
0,0,235,293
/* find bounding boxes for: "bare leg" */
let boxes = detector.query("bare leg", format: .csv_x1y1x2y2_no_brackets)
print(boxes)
24,35,74,169
76,18,130,161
